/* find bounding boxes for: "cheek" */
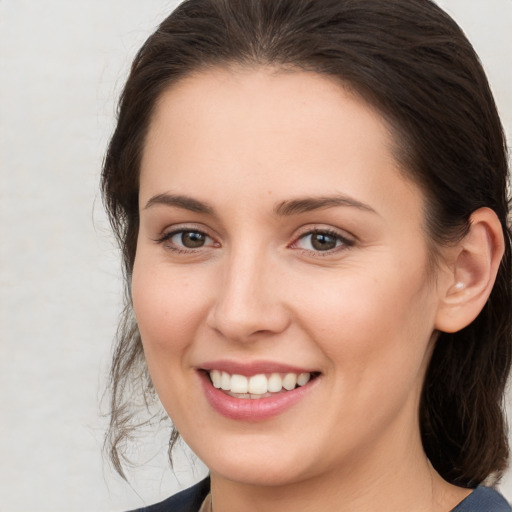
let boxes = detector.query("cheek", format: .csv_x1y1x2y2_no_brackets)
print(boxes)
297,268,437,441
131,256,209,359
295,261,436,377
130,256,214,422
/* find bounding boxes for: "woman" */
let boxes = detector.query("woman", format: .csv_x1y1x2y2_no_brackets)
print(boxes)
101,0,512,510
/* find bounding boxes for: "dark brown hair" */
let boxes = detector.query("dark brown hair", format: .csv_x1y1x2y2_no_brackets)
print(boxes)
102,0,512,486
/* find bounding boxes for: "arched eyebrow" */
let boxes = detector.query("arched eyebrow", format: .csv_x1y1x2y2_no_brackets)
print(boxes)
274,195,378,216
144,193,214,214
143,192,377,217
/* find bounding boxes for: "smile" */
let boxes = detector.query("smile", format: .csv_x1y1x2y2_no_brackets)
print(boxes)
199,364,320,421
208,370,312,398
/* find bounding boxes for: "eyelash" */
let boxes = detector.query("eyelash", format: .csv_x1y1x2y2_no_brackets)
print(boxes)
154,227,217,254
154,227,354,256
291,228,355,256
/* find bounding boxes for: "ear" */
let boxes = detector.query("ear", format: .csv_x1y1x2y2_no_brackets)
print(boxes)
435,207,505,333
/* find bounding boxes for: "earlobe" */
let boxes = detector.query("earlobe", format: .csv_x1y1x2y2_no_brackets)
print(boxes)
435,207,505,333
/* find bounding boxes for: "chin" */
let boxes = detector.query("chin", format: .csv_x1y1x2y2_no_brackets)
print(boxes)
210,458,311,488
186,431,322,488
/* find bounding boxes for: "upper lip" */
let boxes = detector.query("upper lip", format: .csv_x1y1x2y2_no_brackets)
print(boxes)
199,359,318,376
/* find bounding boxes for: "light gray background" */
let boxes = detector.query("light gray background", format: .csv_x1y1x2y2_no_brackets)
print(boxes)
0,1,511,511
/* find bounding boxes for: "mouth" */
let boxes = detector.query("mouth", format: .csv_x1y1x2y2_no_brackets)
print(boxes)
206,369,320,399
198,363,321,421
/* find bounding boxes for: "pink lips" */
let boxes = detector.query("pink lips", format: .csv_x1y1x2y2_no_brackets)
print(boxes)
201,360,316,376
198,360,318,421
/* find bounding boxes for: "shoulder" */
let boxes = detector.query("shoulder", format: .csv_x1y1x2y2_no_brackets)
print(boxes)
126,477,210,512
451,486,510,512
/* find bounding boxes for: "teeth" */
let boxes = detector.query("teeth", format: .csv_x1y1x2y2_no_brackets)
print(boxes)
208,370,313,397
230,374,249,393
297,372,311,386
248,374,268,394
211,369,222,388
221,371,231,391
282,373,297,390
268,373,282,392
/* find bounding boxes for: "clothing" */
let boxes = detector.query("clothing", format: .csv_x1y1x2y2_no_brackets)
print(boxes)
127,478,210,512
452,486,511,512
198,493,212,512
127,477,511,512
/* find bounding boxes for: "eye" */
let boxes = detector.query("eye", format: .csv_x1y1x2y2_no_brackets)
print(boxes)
173,230,208,248
293,229,353,253
155,228,217,252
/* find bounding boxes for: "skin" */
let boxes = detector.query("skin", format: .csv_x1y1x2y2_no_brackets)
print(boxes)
132,67,476,511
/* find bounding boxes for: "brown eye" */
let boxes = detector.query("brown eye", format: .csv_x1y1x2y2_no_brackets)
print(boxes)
293,229,354,254
157,229,214,251
310,232,338,251
180,231,206,248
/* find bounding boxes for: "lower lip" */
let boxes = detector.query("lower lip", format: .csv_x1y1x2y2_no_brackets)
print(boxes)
199,371,317,421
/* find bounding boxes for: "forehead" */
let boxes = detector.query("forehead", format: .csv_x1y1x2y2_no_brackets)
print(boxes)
148,66,391,146
140,66,424,226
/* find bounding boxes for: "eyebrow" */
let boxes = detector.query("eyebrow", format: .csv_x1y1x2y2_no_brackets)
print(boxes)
274,195,377,216
143,192,377,216
144,193,214,214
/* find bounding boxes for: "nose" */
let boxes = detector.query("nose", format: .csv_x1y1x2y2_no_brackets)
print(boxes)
206,248,291,342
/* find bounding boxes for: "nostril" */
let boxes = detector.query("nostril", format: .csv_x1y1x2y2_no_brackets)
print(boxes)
206,304,292,343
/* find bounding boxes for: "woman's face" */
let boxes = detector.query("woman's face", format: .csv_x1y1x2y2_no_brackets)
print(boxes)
133,67,447,486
